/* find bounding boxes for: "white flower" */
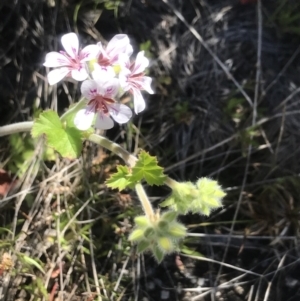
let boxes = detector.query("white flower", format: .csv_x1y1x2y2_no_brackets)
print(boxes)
44,33,99,85
74,76,132,130
97,34,133,68
119,51,154,114
92,63,116,81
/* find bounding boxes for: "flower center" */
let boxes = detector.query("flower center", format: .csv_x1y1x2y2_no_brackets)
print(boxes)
88,95,115,114
128,72,145,90
98,53,111,67
60,51,82,71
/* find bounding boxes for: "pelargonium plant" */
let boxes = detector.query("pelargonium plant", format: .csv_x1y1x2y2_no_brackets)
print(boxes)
0,32,226,263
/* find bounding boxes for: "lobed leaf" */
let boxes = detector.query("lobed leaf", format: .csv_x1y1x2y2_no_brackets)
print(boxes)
106,165,133,191
32,110,82,159
131,150,166,185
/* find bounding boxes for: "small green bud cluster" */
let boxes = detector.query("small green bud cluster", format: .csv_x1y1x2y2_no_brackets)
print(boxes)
161,178,226,215
129,211,187,263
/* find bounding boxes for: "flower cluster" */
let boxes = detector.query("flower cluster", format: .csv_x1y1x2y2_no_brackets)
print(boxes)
44,33,153,130
129,211,187,263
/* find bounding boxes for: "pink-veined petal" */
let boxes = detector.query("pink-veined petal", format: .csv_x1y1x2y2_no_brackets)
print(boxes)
74,109,95,131
61,33,79,59
118,53,131,69
43,52,70,67
109,103,132,124
47,67,69,85
106,34,132,60
97,42,111,62
125,44,133,57
81,80,98,100
132,88,146,114
71,68,88,81
139,76,154,94
119,77,129,91
95,113,114,130
80,44,100,62
118,68,131,91
96,42,107,57
132,51,149,74
99,78,120,98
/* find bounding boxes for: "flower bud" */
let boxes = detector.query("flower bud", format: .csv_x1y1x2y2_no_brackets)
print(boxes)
129,211,187,263
161,177,225,215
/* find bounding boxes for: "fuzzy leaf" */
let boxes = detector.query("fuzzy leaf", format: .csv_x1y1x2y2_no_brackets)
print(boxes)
32,110,82,159
134,216,150,227
144,227,155,238
157,220,169,231
131,150,166,185
161,211,178,222
180,245,204,258
106,165,133,191
129,229,144,242
160,198,174,208
152,246,164,263
158,237,174,252
168,223,187,238
137,240,150,253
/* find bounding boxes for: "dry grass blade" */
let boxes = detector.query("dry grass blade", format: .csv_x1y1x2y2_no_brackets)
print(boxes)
161,0,254,108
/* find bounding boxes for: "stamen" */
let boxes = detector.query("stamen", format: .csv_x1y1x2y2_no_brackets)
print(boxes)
87,95,115,115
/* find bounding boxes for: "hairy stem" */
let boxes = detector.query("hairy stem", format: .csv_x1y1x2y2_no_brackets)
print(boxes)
0,121,33,137
134,182,154,217
88,134,137,167
164,177,180,189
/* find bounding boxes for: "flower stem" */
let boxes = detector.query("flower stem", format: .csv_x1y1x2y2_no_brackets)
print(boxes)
134,182,154,218
164,177,180,189
0,121,33,137
88,134,137,167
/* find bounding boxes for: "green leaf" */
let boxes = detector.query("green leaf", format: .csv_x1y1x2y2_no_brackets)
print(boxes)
158,237,174,252
157,220,169,231
160,198,174,208
21,255,45,274
129,229,144,242
168,223,187,238
106,165,133,191
161,211,178,223
180,245,205,258
0,241,12,248
144,227,155,239
134,216,150,227
32,110,82,159
0,227,13,235
137,240,150,253
35,277,48,298
131,150,166,186
8,134,36,176
152,246,164,263
81,246,91,255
